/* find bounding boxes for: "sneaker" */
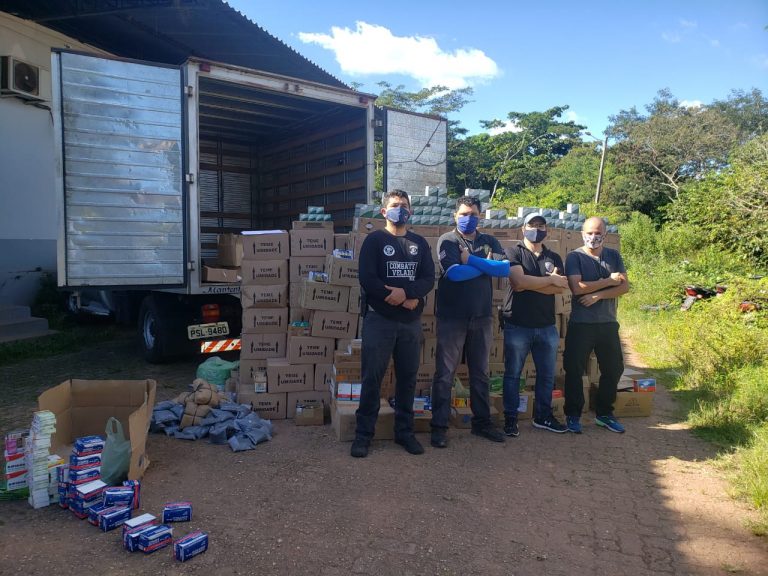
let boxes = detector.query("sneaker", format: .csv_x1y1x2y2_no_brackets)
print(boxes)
532,417,568,433
566,416,582,434
395,435,425,455
430,430,448,449
596,414,625,433
471,426,505,443
503,419,520,437
350,437,370,458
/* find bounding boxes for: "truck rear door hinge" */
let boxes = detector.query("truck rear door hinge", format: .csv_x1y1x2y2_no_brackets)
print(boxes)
187,261,195,271
186,85,194,96
185,173,195,183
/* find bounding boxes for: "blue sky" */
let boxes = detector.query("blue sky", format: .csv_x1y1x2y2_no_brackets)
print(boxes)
226,1,767,138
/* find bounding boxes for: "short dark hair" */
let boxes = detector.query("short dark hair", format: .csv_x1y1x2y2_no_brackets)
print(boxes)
382,189,410,207
455,196,481,211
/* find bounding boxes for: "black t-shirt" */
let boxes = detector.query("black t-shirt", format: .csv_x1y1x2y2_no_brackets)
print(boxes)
503,242,564,328
358,229,435,323
435,230,504,319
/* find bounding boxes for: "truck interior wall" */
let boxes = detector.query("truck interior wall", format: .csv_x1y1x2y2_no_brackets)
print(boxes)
197,106,367,266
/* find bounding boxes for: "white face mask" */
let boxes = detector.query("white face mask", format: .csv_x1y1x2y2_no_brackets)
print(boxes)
583,232,604,249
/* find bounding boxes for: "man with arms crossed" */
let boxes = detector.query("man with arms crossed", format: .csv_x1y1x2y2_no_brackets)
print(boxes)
430,196,510,448
502,212,569,437
352,190,435,458
563,217,630,434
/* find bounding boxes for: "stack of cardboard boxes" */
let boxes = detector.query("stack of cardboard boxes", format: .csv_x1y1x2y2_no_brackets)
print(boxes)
230,196,649,436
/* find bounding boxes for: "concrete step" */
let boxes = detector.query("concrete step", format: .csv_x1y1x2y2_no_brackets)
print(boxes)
0,317,51,343
0,305,33,324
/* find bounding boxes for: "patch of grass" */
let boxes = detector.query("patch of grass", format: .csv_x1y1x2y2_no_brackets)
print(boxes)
0,324,128,367
619,221,768,533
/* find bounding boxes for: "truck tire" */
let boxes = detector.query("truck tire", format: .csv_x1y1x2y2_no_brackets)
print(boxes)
138,295,170,363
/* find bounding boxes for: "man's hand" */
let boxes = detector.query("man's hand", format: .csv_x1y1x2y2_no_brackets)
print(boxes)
401,298,419,310
579,293,602,307
549,269,569,289
384,285,407,306
458,244,469,265
609,272,624,285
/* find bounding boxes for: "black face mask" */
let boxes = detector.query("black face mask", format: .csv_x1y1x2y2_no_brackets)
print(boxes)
523,228,547,243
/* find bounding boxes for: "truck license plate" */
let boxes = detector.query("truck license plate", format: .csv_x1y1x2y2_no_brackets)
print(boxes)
187,322,229,340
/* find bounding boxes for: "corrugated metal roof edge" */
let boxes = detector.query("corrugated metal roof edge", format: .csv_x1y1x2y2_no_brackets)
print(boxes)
220,1,350,90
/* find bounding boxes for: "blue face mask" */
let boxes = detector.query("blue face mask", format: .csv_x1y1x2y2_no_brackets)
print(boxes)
385,206,410,226
456,214,479,234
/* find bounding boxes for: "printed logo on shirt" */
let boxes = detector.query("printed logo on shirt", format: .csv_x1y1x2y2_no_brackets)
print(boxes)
383,245,395,256
438,250,446,260
387,261,417,280
408,244,419,256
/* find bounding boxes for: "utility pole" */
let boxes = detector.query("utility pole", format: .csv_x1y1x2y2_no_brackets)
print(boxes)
594,135,608,205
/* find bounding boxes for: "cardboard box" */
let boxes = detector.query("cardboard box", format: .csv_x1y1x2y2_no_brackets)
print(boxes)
334,234,351,251
555,291,572,315
217,234,243,267
421,316,436,336
291,220,334,230
38,379,156,480
294,399,325,426
325,255,359,287
299,281,350,312
240,333,287,360
310,310,357,339
241,284,288,309
290,229,334,256
612,391,654,417
421,291,436,316
241,308,289,334
238,359,268,393
240,260,288,285
288,336,334,364
422,337,437,363
332,399,394,441
287,391,330,419
353,217,386,234
347,285,362,314
202,265,239,283
242,231,289,260
334,361,362,385
415,364,435,396
239,392,286,420
289,257,327,283
314,364,334,393
266,359,314,393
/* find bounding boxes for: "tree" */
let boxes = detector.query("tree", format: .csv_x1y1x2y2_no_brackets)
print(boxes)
479,106,585,201
710,88,767,142
608,89,739,202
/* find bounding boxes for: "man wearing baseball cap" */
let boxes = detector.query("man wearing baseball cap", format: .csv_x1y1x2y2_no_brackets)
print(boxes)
501,212,569,436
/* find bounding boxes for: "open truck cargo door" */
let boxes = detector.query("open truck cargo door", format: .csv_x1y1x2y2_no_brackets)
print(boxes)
381,107,447,196
52,50,186,288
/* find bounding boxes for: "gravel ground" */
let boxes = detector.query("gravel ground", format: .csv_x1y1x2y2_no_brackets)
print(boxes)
0,329,766,575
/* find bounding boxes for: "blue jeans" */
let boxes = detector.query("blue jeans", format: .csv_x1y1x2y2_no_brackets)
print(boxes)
431,315,493,430
503,323,559,422
355,310,423,441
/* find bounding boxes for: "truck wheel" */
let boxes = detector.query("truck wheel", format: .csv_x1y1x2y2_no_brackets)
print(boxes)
138,296,169,363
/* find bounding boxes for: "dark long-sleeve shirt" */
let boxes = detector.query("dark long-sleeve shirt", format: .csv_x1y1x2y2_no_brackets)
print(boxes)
358,229,435,322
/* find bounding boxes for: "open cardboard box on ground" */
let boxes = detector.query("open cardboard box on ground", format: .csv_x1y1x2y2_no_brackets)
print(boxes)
38,379,157,480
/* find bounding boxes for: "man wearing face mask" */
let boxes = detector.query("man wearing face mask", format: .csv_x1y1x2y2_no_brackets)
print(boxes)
430,196,510,448
352,190,435,458
501,212,569,437
563,217,629,434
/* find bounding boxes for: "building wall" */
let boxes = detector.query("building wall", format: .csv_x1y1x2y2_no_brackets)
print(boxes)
0,12,107,305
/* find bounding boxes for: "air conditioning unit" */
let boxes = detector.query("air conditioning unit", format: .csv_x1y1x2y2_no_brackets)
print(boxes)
0,56,41,100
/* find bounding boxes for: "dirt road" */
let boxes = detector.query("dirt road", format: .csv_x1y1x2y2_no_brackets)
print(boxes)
1,332,766,575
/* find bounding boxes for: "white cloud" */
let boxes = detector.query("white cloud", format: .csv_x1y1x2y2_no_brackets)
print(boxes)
680,99,703,109
487,121,522,136
680,19,698,28
298,21,499,89
709,38,721,48
662,32,682,43
565,110,582,124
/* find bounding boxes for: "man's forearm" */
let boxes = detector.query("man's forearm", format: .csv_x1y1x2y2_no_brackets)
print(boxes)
571,277,616,295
